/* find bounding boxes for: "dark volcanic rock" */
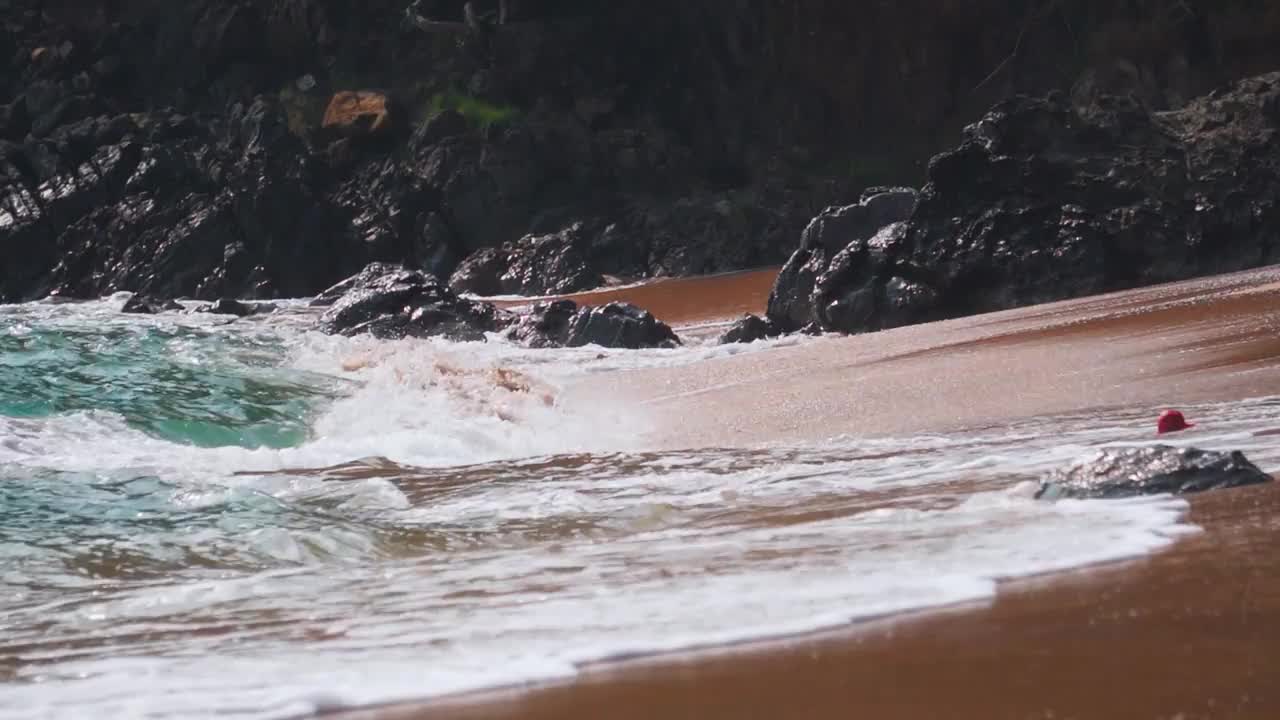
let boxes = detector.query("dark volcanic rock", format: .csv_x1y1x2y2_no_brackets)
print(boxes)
450,224,603,297
198,299,275,317
718,314,781,344
504,299,581,348
311,262,407,307
448,248,509,296
121,294,182,314
322,264,679,349
777,73,1280,336
564,302,681,349
500,223,602,296
318,264,510,341
766,187,918,333
1036,445,1272,500
505,299,681,349
0,101,366,303
7,2,1280,308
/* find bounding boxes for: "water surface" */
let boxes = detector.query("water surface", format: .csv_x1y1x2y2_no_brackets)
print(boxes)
0,297,1273,719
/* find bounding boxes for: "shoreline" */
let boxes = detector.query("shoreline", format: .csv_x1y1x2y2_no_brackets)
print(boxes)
569,265,1280,447
351,481,1280,720
336,264,1280,720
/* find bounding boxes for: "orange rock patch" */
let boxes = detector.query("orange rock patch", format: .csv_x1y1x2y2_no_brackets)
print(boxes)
322,91,395,136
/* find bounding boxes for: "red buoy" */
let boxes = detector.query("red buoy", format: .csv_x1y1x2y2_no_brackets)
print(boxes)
1157,409,1194,435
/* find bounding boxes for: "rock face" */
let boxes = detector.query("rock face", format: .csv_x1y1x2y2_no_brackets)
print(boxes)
4,1,1280,306
0,100,380,302
448,248,509,296
1036,446,1272,500
773,73,1280,335
319,264,680,348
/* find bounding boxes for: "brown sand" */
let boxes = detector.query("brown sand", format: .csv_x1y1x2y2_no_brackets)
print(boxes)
345,266,1280,720
492,268,778,326
571,266,1280,445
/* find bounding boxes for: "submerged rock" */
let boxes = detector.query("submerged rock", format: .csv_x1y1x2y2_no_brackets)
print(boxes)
198,298,275,317
718,314,781,344
121,294,182,314
1036,445,1272,500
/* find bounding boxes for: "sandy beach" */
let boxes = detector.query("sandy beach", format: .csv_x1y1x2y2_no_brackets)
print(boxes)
344,265,1280,720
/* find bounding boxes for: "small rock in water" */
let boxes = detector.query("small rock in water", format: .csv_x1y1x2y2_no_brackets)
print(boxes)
718,313,780,344
198,299,275,317
504,299,681,349
1036,445,1272,500
319,264,680,349
121,294,181,314
317,263,509,341
563,302,681,349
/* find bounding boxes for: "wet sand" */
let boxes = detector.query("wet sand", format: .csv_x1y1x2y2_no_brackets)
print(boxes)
585,266,1280,445
347,266,1280,720
349,483,1280,720
493,268,779,327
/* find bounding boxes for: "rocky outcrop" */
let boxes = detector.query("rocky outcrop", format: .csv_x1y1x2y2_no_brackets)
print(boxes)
4,1,1280,306
766,188,919,333
318,265,510,341
504,299,681,349
888,74,1280,325
1036,445,1272,500
310,262,408,307
449,223,602,297
772,72,1280,335
561,301,681,349
447,248,509,296
503,299,580,348
318,263,680,348
0,100,380,302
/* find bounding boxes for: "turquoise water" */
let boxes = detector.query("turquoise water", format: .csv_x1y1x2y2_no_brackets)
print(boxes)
0,302,357,596
0,296,1273,720
0,318,338,449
